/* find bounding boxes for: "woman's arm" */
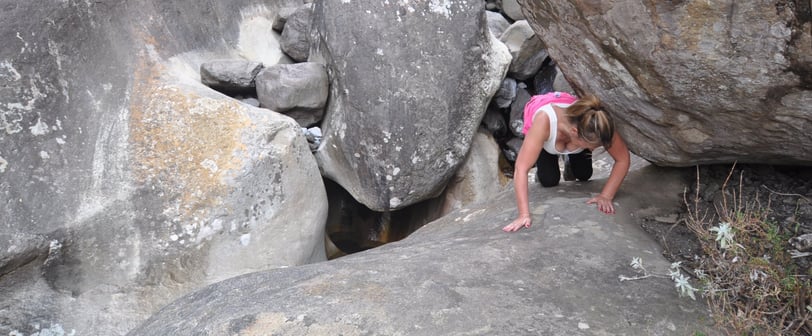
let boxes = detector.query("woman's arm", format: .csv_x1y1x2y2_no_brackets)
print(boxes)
587,131,630,214
503,113,549,232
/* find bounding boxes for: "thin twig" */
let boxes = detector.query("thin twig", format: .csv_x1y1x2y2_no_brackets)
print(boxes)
760,185,811,204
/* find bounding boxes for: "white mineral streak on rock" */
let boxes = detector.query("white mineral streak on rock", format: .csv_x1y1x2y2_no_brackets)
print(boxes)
0,60,22,80
429,0,452,18
11,323,75,336
30,117,49,135
200,158,219,173
389,197,402,208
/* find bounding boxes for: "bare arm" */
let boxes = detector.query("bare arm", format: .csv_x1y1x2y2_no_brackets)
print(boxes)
503,113,549,232
587,132,630,213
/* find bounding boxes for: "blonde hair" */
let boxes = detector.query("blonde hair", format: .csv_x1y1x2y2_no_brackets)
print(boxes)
565,95,615,148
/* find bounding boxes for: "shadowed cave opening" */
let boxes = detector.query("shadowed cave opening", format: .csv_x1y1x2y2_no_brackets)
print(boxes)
323,178,445,259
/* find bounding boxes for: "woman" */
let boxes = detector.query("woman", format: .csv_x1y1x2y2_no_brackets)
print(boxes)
502,92,630,232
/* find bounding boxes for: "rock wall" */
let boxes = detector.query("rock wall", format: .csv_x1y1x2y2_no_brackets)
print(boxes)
0,1,328,335
519,0,812,166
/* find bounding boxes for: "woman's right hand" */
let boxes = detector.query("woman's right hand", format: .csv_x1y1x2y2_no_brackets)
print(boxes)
502,214,532,232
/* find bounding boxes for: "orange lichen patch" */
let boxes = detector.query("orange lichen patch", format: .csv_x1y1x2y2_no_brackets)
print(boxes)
237,312,365,336
678,1,719,52
129,42,251,220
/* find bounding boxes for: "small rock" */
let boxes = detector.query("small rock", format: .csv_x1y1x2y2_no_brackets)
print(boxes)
654,214,679,224
789,233,812,252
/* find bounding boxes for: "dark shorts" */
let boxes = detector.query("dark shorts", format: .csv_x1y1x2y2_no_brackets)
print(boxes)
536,149,592,187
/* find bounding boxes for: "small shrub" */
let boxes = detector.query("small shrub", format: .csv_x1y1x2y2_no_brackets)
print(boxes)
683,166,812,335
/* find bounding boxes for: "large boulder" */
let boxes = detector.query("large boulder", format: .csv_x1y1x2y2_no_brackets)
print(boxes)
0,1,326,335
518,0,812,166
312,1,511,211
130,164,716,335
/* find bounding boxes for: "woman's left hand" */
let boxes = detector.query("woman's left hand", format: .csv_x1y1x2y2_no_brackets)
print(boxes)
587,194,615,214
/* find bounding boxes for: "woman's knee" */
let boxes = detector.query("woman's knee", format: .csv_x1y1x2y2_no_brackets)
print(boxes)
573,166,593,181
538,173,560,187
569,152,593,181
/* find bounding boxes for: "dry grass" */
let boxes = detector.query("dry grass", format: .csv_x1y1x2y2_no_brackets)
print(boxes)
684,165,812,335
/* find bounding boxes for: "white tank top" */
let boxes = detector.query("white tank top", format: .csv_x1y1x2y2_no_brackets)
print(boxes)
533,103,583,155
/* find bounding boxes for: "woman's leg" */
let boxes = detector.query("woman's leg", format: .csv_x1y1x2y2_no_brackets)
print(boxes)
568,150,593,182
536,149,561,187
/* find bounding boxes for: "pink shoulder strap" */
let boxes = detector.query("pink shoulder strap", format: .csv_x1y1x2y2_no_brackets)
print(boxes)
521,92,578,134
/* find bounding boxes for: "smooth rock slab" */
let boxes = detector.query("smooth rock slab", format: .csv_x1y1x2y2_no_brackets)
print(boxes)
131,165,718,336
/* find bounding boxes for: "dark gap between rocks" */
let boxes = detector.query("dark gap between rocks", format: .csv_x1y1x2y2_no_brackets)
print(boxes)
323,178,445,259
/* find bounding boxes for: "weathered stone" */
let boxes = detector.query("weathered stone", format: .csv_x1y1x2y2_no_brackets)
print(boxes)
239,97,260,107
500,20,548,80
509,83,532,137
552,66,575,94
255,62,329,127
519,0,812,166
790,233,812,252
493,77,517,108
533,62,558,94
272,6,298,32
440,129,507,214
481,107,507,138
504,136,524,162
303,126,322,152
312,0,511,211
280,4,314,62
130,165,716,335
0,1,323,335
200,59,263,94
486,10,510,38
502,0,525,21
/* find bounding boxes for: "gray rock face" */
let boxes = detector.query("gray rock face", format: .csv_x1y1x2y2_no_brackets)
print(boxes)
0,1,325,335
482,107,508,138
502,0,525,21
200,59,264,94
312,0,511,211
440,129,507,214
280,4,314,62
552,66,575,94
519,0,812,166
272,6,298,32
493,77,517,108
500,20,549,80
485,10,510,38
256,62,329,127
509,83,532,137
130,165,716,335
